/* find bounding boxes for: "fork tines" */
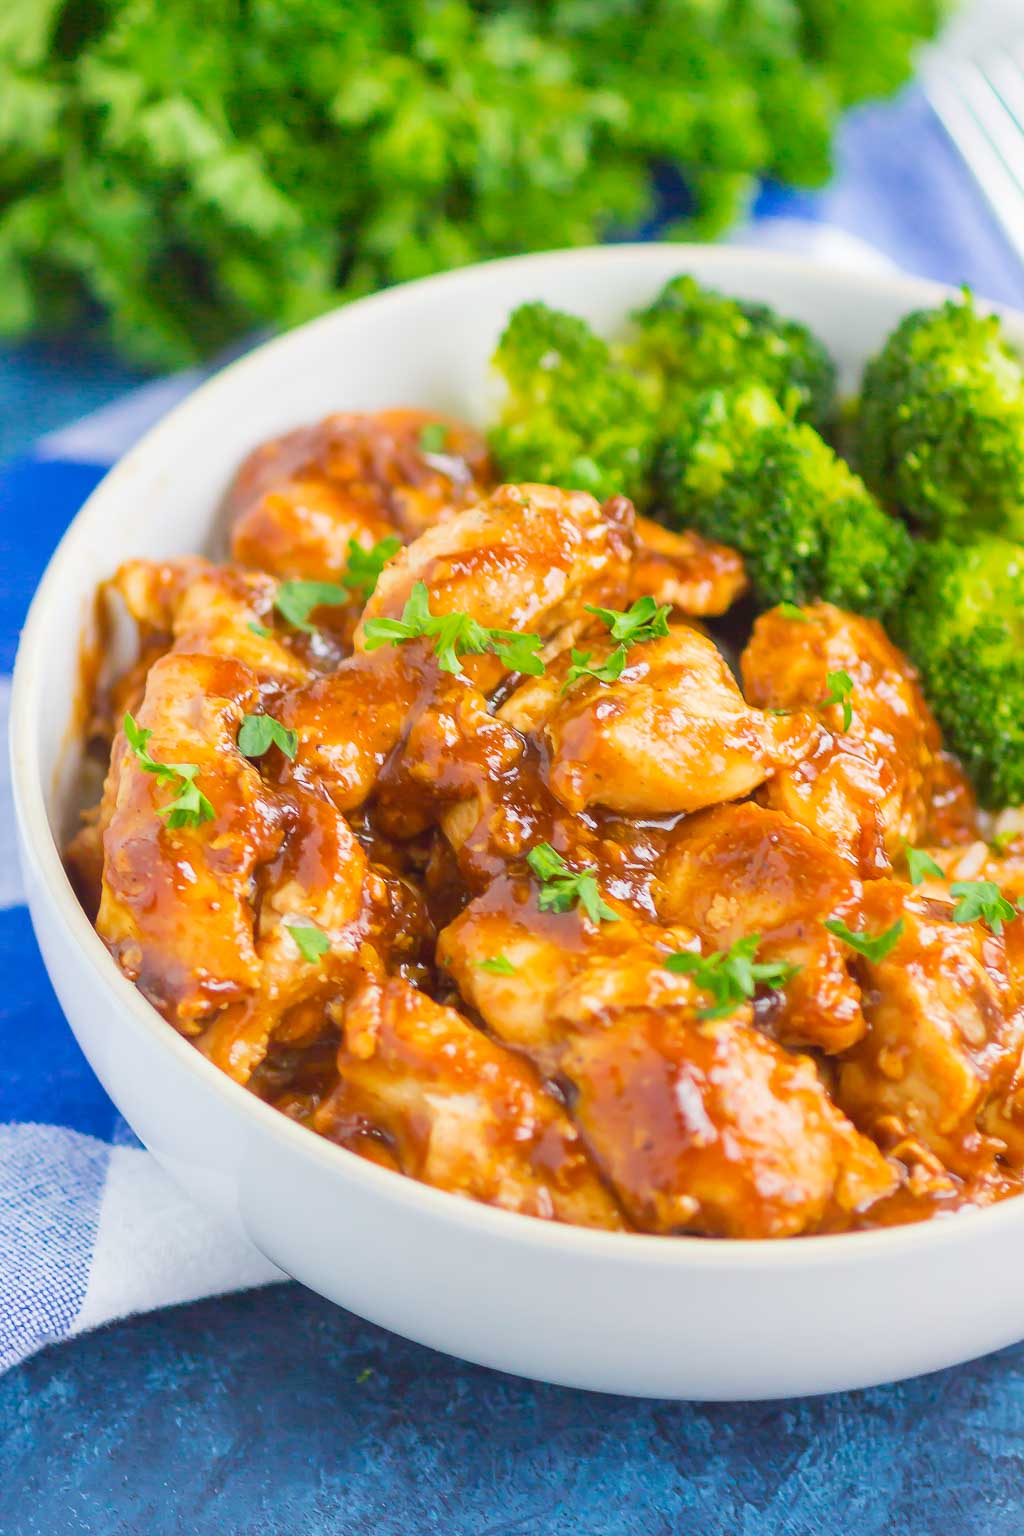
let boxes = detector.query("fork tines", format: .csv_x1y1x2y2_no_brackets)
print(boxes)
923,44,1024,264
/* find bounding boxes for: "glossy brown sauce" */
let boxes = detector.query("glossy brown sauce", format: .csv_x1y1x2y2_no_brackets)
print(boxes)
66,408,1024,1240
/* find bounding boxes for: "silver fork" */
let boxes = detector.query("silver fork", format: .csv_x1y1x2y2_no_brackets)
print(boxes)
923,41,1024,265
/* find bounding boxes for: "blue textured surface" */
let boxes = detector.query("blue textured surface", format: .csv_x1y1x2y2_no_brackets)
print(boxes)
2,1284,1024,1536
4,79,1024,1533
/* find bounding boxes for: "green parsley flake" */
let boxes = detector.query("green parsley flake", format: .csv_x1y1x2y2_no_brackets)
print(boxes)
477,955,517,976
824,917,904,964
274,579,349,634
418,422,448,454
905,846,944,886
247,621,272,638
584,595,671,646
526,842,619,925
362,580,544,677
949,880,1019,935
342,535,402,600
237,712,298,761
123,711,215,829
777,601,811,622
286,922,331,963
819,669,854,732
664,935,798,1020
562,644,628,694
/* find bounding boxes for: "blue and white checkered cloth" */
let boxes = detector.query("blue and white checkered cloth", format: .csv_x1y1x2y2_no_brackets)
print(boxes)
1,185,1021,1374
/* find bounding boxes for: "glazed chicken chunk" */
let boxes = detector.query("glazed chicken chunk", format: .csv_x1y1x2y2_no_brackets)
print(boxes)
314,972,625,1228
565,1008,896,1238
278,482,635,819
836,880,1024,1180
97,651,288,1024
499,623,815,816
628,516,747,616
228,409,493,581
742,603,943,875
441,878,895,1237
654,803,867,1055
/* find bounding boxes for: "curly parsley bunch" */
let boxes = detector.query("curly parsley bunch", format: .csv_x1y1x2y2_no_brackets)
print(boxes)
0,0,945,366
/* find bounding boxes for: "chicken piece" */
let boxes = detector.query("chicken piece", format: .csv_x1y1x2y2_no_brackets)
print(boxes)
228,409,493,580
654,803,866,1054
629,516,747,616
440,880,894,1236
982,1027,1024,1166
282,484,637,820
836,880,1023,1178
193,791,371,1084
84,560,317,914
106,556,207,635
73,559,312,916
921,752,980,847
498,625,816,816
371,672,528,842
97,652,287,1025
741,603,941,876
441,873,698,1075
111,558,309,686
275,647,427,815
356,483,635,690
567,1009,895,1237
313,973,625,1229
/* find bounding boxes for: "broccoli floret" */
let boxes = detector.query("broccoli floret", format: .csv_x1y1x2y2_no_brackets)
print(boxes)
858,291,1024,539
489,302,658,503
893,535,1024,808
655,385,914,617
627,274,836,431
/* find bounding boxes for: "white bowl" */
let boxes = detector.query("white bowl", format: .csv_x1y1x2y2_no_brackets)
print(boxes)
12,245,1024,1400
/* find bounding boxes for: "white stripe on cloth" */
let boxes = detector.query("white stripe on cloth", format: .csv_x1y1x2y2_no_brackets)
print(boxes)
71,1143,283,1338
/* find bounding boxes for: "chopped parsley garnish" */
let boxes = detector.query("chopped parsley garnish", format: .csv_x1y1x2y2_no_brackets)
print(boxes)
562,644,628,694
819,669,854,731
584,595,671,646
991,830,1020,855
418,422,448,454
905,846,944,886
237,712,298,761
362,580,544,677
664,935,799,1020
949,880,1019,935
477,955,517,976
824,916,903,964
561,595,669,694
525,842,619,925
247,621,272,638
286,921,331,963
123,711,215,829
777,601,811,622
342,535,402,600
274,579,349,634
